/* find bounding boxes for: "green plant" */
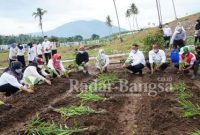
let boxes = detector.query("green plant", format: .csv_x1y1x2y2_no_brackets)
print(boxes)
178,99,200,118
190,129,200,135
44,65,54,77
77,91,105,103
172,82,192,100
0,101,4,106
54,105,95,119
25,116,83,135
97,73,118,84
24,77,40,88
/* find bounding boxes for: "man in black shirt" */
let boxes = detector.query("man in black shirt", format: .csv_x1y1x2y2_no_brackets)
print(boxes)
191,46,200,80
75,45,89,74
194,19,200,45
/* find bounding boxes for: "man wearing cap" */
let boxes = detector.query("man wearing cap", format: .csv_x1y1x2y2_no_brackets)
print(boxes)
176,47,196,75
75,45,89,74
170,26,186,50
23,58,51,87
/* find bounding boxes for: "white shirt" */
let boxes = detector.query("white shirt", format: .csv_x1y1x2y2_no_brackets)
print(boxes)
42,40,51,53
28,46,37,61
149,49,166,64
0,72,22,89
37,44,43,55
129,50,146,66
163,27,172,37
23,66,46,81
47,59,65,72
9,47,18,60
17,46,25,56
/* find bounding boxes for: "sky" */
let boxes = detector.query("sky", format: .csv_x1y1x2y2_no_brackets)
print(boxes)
0,0,199,35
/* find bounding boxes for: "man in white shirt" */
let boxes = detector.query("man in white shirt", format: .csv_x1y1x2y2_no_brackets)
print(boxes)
37,42,43,58
147,44,169,74
163,24,172,48
123,44,145,75
42,36,51,64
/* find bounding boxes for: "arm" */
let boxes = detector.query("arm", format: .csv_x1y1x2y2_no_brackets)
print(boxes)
85,52,89,63
161,50,166,63
30,67,45,81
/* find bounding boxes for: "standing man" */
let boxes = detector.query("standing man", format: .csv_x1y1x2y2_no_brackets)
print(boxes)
146,44,169,74
42,36,51,64
37,42,43,58
170,27,186,50
163,24,172,48
123,44,145,75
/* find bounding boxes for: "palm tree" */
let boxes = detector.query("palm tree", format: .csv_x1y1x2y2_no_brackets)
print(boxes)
125,9,132,33
130,3,139,31
105,15,113,41
155,0,162,28
171,0,178,20
32,8,47,36
112,0,122,42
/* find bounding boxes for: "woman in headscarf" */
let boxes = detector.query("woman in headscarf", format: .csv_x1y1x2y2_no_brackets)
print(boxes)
0,61,33,96
17,43,26,68
9,43,18,64
23,58,51,87
47,53,67,78
96,49,109,73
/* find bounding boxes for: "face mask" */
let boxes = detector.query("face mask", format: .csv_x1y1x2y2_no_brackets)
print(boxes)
38,65,43,69
56,59,60,62
15,69,22,73
153,49,159,53
132,50,137,54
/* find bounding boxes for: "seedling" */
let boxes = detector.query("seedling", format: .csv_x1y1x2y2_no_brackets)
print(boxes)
53,105,95,119
77,91,105,103
178,99,200,118
25,116,84,135
172,82,192,100
24,77,40,89
44,65,54,77
97,73,118,84
0,101,5,106
190,130,200,135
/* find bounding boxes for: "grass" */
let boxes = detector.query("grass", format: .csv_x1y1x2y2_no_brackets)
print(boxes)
53,105,95,119
190,130,200,135
25,116,84,135
77,91,105,103
97,73,118,84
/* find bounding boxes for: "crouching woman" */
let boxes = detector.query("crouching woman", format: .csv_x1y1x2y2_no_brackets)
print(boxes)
23,58,51,87
47,54,68,78
96,49,109,73
0,61,33,96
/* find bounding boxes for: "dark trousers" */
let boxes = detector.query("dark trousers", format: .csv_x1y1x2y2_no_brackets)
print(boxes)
164,36,171,48
127,63,144,74
0,84,20,97
44,53,51,64
146,62,169,71
17,55,26,68
173,39,184,50
52,50,57,56
194,37,200,44
38,54,43,58
9,59,16,65
193,60,200,75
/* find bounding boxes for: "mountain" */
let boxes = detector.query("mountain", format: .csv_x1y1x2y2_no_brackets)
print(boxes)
30,20,127,38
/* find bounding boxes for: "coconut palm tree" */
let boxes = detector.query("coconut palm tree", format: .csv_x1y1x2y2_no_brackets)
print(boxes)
171,0,178,20
32,8,47,36
130,3,139,31
105,15,113,41
125,9,132,33
112,0,122,42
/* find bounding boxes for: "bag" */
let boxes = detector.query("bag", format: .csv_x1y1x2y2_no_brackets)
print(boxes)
170,49,179,63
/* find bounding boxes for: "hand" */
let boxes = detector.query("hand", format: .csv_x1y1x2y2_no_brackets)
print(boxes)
26,89,34,93
45,79,51,85
45,75,51,79
57,75,61,78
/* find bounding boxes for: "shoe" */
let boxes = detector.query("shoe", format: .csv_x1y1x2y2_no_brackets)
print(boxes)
191,75,197,80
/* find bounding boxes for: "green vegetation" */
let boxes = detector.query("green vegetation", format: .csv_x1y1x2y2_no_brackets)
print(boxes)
0,101,5,106
24,77,40,88
190,130,200,135
25,116,83,135
77,91,105,103
97,73,118,84
54,105,95,119
172,82,192,100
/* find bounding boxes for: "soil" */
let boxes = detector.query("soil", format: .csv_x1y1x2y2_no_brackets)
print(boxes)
0,64,200,135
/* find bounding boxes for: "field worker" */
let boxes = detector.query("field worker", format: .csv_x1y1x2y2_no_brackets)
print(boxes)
162,24,172,48
0,61,33,97
23,58,51,87
194,19,200,44
191,46,200,80
37,42,43,58
9,43,18,64
48,53,67,78
170,26,186,50
28,42,37,64
17,43,26,68
175,47,196,75
146,44,169,74
96,49,109,73
76,45,89,74
179,45,196,54
51,41,57,56
123,44,145,75
42,36,51,64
